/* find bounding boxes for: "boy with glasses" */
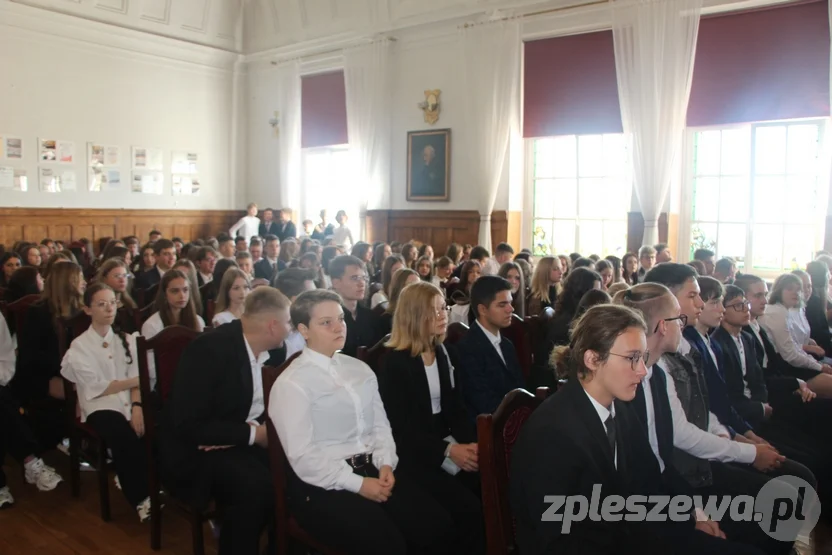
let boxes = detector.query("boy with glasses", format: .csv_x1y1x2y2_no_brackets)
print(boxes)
330,255,383,358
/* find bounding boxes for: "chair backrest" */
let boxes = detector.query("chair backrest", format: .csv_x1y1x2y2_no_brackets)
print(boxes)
145,283,159,306
199,283,214,303
7,293,41,336
525,307,554,366
56,311,92,357
0,301,7,323
477,388,543,555
263,351,305,550
371,303,387,317
139,304,156,325
444,321,469,346
356,334,391,374
136,325,201,405
502,314,531,380
204,299,216,325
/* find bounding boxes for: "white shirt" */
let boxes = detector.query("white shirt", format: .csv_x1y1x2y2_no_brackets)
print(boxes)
697,330,719,371
60,327,139,422
269,348,398,493
331,225,354,251
449,303,470,325
199,271,212,285
229,215,261,243
0,312,16,386
759,303,821,371
731,333,751,398
642,365,663,472
476,320,505,364
212,310,237,328
748,320,769,369
244,336,270,444
141,312,205,388
583,387,616,468
656,358,756,464
370,291,388,309
425,358,442,414
285,329,306,359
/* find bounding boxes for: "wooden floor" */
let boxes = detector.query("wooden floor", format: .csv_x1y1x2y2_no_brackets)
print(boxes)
0,451,218,555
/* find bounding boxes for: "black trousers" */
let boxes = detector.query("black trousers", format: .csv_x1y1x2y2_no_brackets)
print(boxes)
85,410,149,508
288,464,454,555
401,466,485,555
197,446,273,555
0,386,41,488
704,461,805,555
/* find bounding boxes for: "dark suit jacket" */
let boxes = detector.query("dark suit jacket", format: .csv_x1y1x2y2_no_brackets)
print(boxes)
133,266,162,291
742,325,802,400
276,221,297,242
258,220,279,237
456,321,525,420
253,258,285,281
805,293,832,357
511,379,678,555
683,327,750,435
159,320,263,502
342,304,383,359
11,301,61,404
530,309,572,390
710,327,768,427
378,348,475,475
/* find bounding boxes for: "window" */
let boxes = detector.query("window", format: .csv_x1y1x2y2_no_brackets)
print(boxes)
530,134,632,257
688,120,825,274
301,147,360,232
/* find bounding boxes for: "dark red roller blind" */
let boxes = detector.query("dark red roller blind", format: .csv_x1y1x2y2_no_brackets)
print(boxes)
301,71,348,148
523,31,623,138
687,0,830,127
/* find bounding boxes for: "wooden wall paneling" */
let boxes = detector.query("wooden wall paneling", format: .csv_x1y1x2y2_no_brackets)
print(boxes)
95,225,116,246
173,224,192,240
0,225,23,248
74,225,94,244
23,225,48,243
50,225,71,243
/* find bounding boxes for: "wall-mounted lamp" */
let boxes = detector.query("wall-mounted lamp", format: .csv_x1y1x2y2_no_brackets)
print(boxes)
417,90,441,125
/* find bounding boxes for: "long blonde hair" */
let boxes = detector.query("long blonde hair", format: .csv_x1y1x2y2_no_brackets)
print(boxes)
386,268,419,315
386,281,445,356
43,261,84,321
215,268,251,314
530,256,559,304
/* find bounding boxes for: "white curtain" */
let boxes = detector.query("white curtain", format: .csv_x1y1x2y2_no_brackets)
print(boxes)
276,60,302,215
612,0,701,246
460,20,521,251
344,40,393,241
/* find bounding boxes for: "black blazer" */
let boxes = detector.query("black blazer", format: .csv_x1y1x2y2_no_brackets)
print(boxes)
711,328,768,427
253,258,285,281
511,379,676,555
805,293,832,357
159,320,262,501
276,221,297,242
11,301,61,404
134,266,162,291
456,321,525,420
741,325,803,399
258,220,279,237
342,304,383,359
530,309,572,390
378,348,475,474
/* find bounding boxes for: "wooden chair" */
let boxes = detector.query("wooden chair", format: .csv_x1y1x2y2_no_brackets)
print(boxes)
526,307,554,367
262,355,345,555
372,303,388,317
356,334,391,374
56,312,110,522
477,389,543,555
7,293,41,335
444,321,470,346
136,325,203,552
502,314,531,380
204,299,216,326
139,303,156,325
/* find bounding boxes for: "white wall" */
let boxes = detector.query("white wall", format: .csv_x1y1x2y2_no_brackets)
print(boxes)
245,63,283,211
0,0,242,210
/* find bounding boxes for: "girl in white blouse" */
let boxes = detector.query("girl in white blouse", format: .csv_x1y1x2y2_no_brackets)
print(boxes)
269,289,453,555
759,273,832,378
211,268,250,327
60,283,151,521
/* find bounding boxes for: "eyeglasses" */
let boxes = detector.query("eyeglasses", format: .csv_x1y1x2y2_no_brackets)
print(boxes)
93,300,118,309
726,300,751,312
609,351,650,371
111,273,128,280
348,275,369,283
434,305,451,318
653,314,688,333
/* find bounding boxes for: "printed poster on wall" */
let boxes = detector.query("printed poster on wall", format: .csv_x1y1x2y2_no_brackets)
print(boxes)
171,151,198,174
88,143,121,168
39,139,75,163
0,167,27,191
131,171,163,194
39,167,77,192
89,167,122,192
131,147,163,171
172,175,200,196
0,137,23,160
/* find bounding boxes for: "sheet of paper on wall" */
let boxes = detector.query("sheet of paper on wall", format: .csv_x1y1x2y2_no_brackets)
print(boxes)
0,137,23,160
131,146,163,171
172,175,200,196
14,169,27,191
59,170,77,191
39,167,58,192
171,151,198,174
89,143,122,168
57,141,75,164
39,139,57,162
132,171,163,194
0,166,13,189
106,170,122,191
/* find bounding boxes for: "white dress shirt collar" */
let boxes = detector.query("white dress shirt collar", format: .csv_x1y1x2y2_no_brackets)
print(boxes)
303,346,338,370
244,334,270,367
476,320,505,364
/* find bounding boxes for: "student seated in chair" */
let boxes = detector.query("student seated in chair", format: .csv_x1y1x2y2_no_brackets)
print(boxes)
133,239,176,291
270,289,453,555
329,255,384,358
161,287,292,555
60,283,150,521
456,276,524,419
379,281,484,554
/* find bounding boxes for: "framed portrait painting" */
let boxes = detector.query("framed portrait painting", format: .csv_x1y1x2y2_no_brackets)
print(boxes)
407,129,450,201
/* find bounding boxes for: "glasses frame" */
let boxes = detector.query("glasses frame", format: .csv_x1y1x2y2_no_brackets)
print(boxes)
653,314,688,334
609,350,650,371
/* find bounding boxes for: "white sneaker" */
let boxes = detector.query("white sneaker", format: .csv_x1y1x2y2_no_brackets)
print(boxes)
0,486,14,508
137,497,151,523
24,459,64,492
114,475,121,491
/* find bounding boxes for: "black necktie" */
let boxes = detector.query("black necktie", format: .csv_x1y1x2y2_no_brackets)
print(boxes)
605,414,616,455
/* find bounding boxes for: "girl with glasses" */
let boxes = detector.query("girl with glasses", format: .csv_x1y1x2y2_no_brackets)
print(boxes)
96,258,139,334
